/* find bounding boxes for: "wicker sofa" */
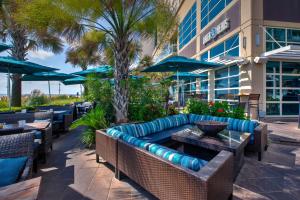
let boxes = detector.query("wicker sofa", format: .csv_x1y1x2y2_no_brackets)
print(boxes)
37,105,74,133
0,112,53,162
0,132,34,183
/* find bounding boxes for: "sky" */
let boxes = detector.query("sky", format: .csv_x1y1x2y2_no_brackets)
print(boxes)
0,45,82,96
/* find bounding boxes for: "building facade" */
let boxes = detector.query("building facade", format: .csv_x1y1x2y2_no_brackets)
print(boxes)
159,0,300,118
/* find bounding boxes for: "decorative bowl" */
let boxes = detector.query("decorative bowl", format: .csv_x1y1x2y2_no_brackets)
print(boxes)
195,121,228,137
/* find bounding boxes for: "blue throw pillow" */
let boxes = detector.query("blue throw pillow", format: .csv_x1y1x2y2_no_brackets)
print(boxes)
0,157,28,187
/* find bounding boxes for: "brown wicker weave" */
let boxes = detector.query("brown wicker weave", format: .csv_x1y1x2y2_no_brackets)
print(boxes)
247,123,268,161
0,112,53,163
96,130,234,200
0,132,34,181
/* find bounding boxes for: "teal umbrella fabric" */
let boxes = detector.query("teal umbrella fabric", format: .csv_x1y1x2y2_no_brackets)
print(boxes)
22,72,75,81
62,76,86,85
166,72,207,80
22,72,76,98
0,57,57,74
142,56,221,72
0,43,11,52
72,65,113,77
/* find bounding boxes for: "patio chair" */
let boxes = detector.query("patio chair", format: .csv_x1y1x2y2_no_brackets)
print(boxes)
0,127,24,135
0,112,53,163
0,132,34,184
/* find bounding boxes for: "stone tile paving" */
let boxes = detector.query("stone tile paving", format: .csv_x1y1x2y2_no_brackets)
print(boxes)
35,125,300,200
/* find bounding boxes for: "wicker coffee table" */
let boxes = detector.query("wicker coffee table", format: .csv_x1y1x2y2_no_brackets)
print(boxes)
171,125,250,179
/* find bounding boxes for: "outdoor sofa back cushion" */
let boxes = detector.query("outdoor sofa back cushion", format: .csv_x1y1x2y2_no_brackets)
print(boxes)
106,128,123,139
0,156,28,187
227,118,258,143
188,114,207,124
172,114,189,126
135,121,161,137
148,144,207,172
155,116,178,131
121,133,151,150
114,124,139,137
206,116,228,122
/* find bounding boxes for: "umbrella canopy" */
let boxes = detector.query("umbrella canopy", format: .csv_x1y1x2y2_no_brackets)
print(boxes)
0,43,11,52
72,65,113,77
0,56,57,74
22,72,75,81
62,76,87,85
166,72,207,80
142,55,221,72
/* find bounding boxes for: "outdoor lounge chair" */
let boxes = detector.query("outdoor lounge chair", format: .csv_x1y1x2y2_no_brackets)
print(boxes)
0,132,34,185
37,105,74,133
0,112,53,163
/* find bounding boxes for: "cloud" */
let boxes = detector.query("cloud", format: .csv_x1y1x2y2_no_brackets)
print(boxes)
28,50,54,60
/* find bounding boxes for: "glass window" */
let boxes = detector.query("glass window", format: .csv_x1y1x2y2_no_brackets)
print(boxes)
210,43,225,58
287,29,300,43
201,0,232,29
179,3,197,49
266,89,280,101
229,76,239,88
215,79,229,89
266,103,280,115
215,68,228,79
266,61,280,73
282,62,300,74
201,80,209,90
282,76,300,88
229,65,239,76
200,52,209,61
282,103,299,115
266,75,280,87
282,89,300,101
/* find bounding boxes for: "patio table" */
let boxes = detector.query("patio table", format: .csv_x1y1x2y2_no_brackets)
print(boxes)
0,177,41,200
171,126,250,179
1,122,50,132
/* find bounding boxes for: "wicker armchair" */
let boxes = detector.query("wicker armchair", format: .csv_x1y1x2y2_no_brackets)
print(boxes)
0,132,34,182
0,112,53,163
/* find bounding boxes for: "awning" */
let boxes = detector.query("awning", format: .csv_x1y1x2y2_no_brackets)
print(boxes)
208,55,249,66
255,45,300,63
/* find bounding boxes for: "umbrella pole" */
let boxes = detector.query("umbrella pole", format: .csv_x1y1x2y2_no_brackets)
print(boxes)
7,71,11,110
80,84,82,96
177,70,180,109
48,80,51,99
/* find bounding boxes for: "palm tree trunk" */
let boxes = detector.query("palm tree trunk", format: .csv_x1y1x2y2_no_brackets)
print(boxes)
113,40,130,123
10,27,27,107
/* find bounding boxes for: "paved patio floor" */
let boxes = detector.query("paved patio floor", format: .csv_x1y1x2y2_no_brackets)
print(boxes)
35,125,300,200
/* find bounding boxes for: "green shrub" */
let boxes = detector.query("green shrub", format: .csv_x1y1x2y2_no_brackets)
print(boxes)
71,106,108,147
26,90,49,106
229,106,247,120
184,99,210,115
209,101,230,117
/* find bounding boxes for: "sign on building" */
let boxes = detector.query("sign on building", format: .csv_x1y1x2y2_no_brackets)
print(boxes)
203,18,230,45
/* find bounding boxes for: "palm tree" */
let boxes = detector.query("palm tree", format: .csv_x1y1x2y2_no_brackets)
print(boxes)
0,1,63,106
18,0,177,123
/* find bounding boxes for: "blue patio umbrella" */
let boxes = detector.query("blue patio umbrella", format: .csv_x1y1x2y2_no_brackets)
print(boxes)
166,72,207,80
72,65,113,77
22,72,75,98
62,76,87,85
0,43,12,52
142,55,221,106
0,56,57,109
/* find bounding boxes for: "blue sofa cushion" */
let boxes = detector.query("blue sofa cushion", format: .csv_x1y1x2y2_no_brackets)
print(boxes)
135,121,160,137
121,134,151,150
106,128,123,139
114,124,139,137
172,114,189,126
155,116,176,131
148,144,207,171
206,116,228,123
227,118,258,143
33,131,42,140
189,114,207,124
0,157,28,187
